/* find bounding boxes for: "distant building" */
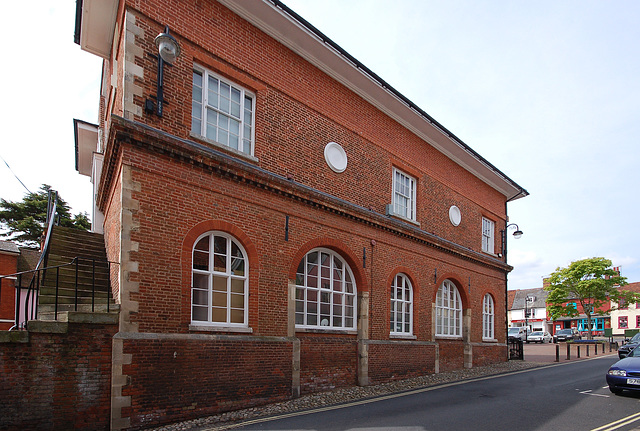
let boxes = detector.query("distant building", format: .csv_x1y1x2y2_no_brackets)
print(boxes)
609,282,640,336
508,288,550,334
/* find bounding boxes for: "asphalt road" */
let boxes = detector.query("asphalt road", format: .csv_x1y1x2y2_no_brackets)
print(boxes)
232,355,640,431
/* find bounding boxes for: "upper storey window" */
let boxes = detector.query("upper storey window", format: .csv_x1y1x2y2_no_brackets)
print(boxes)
392,168,416,221
192,67,254,156
481,217,495,254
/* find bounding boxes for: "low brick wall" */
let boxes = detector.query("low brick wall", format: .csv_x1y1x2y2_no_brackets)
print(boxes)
438,340,466,372
298,334,358,394
367,341,436,384
0,313,118,431
119,334,294,429
472,343,507,367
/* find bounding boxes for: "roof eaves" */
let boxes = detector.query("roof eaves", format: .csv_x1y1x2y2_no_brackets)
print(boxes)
263,0,529,201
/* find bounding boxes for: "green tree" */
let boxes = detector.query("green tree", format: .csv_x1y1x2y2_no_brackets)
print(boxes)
545,257,639,339
0,184,90,246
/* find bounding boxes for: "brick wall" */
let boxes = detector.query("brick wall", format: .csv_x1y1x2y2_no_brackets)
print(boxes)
297,334,358,394
472,343,506,367
438,340,466,372
0,319,117,431
104,3,507,253
120,335,293,429
368,341,436,384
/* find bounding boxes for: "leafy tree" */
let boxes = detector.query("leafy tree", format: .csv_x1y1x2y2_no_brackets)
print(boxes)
545,257,639,339
0,184,90,246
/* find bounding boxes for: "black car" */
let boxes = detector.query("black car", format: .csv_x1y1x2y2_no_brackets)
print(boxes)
553,328,581,342
618,332,640,359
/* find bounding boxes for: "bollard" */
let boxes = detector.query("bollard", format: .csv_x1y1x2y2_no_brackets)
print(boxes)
602,343,605,354
595,343,597,356
555,344,560,362
577,345,581,358
587,345,590,356
566,343,571,360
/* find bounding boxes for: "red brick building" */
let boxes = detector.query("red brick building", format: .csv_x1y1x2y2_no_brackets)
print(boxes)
74,0,528,428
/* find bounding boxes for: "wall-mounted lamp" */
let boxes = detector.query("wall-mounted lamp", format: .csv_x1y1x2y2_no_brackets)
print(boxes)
501,223,523,258
145,26,181,118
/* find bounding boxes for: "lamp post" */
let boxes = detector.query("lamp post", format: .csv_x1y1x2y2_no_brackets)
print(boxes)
502,222,524,354
501,223,523,260
146,26,181,117
524,295,533,342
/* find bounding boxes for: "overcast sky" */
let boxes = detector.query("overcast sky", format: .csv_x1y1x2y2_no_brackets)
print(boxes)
1,1,638,290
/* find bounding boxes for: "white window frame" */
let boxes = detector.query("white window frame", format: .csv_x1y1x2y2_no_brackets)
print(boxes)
435,279,462,337
481,217,495,254
390,273,413,336
191,232,249,327
483,294,494,340
392,168,416,221
192,65,255,156
295,248,357,331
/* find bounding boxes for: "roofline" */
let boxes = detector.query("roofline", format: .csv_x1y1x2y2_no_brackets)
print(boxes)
219,0,528,201
268,0,528,200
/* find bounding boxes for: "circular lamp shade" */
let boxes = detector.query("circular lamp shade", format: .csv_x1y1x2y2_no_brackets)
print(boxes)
155,32,181,64
324,142,348,173
513,230,523,239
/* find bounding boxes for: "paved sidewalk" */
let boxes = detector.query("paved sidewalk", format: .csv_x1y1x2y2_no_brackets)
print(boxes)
523,341,619,363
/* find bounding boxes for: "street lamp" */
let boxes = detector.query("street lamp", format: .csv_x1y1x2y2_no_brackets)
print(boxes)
501,223,523,258
524,295,533,342
145,26,181,118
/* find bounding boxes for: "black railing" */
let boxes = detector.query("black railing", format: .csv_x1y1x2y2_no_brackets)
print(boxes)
0,257,114,329
508,338,524,360
0,190,114,329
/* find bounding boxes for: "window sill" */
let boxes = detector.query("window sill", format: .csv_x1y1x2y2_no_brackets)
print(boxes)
387,212,420,227
189,324,253,334
481,250,500,258
482,338,498,343
390,334,417,340
435,335,463,340
295,327,357,335
189,131,259,164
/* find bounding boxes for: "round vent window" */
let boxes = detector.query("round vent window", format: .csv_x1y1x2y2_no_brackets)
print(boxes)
324,142,348,173
449,205,461,226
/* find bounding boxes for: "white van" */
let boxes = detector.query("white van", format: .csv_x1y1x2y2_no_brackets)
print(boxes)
508,327,527,341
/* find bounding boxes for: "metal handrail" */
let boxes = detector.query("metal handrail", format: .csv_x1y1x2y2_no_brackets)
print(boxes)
0,257,113,328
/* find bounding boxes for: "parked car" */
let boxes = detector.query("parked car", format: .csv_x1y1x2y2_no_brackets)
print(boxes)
553,328,581,342
527,331,552,343
618,332,640,359
607,345,640,394
508,327,527,341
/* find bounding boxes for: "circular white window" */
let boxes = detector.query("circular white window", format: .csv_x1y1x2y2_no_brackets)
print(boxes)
449,205,461,226
324,142,348,173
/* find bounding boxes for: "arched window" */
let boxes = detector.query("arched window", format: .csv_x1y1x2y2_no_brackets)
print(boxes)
295,248,356,330
391,273,413,335
191,232,248,326
435,279,462,337
483,294,495,340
